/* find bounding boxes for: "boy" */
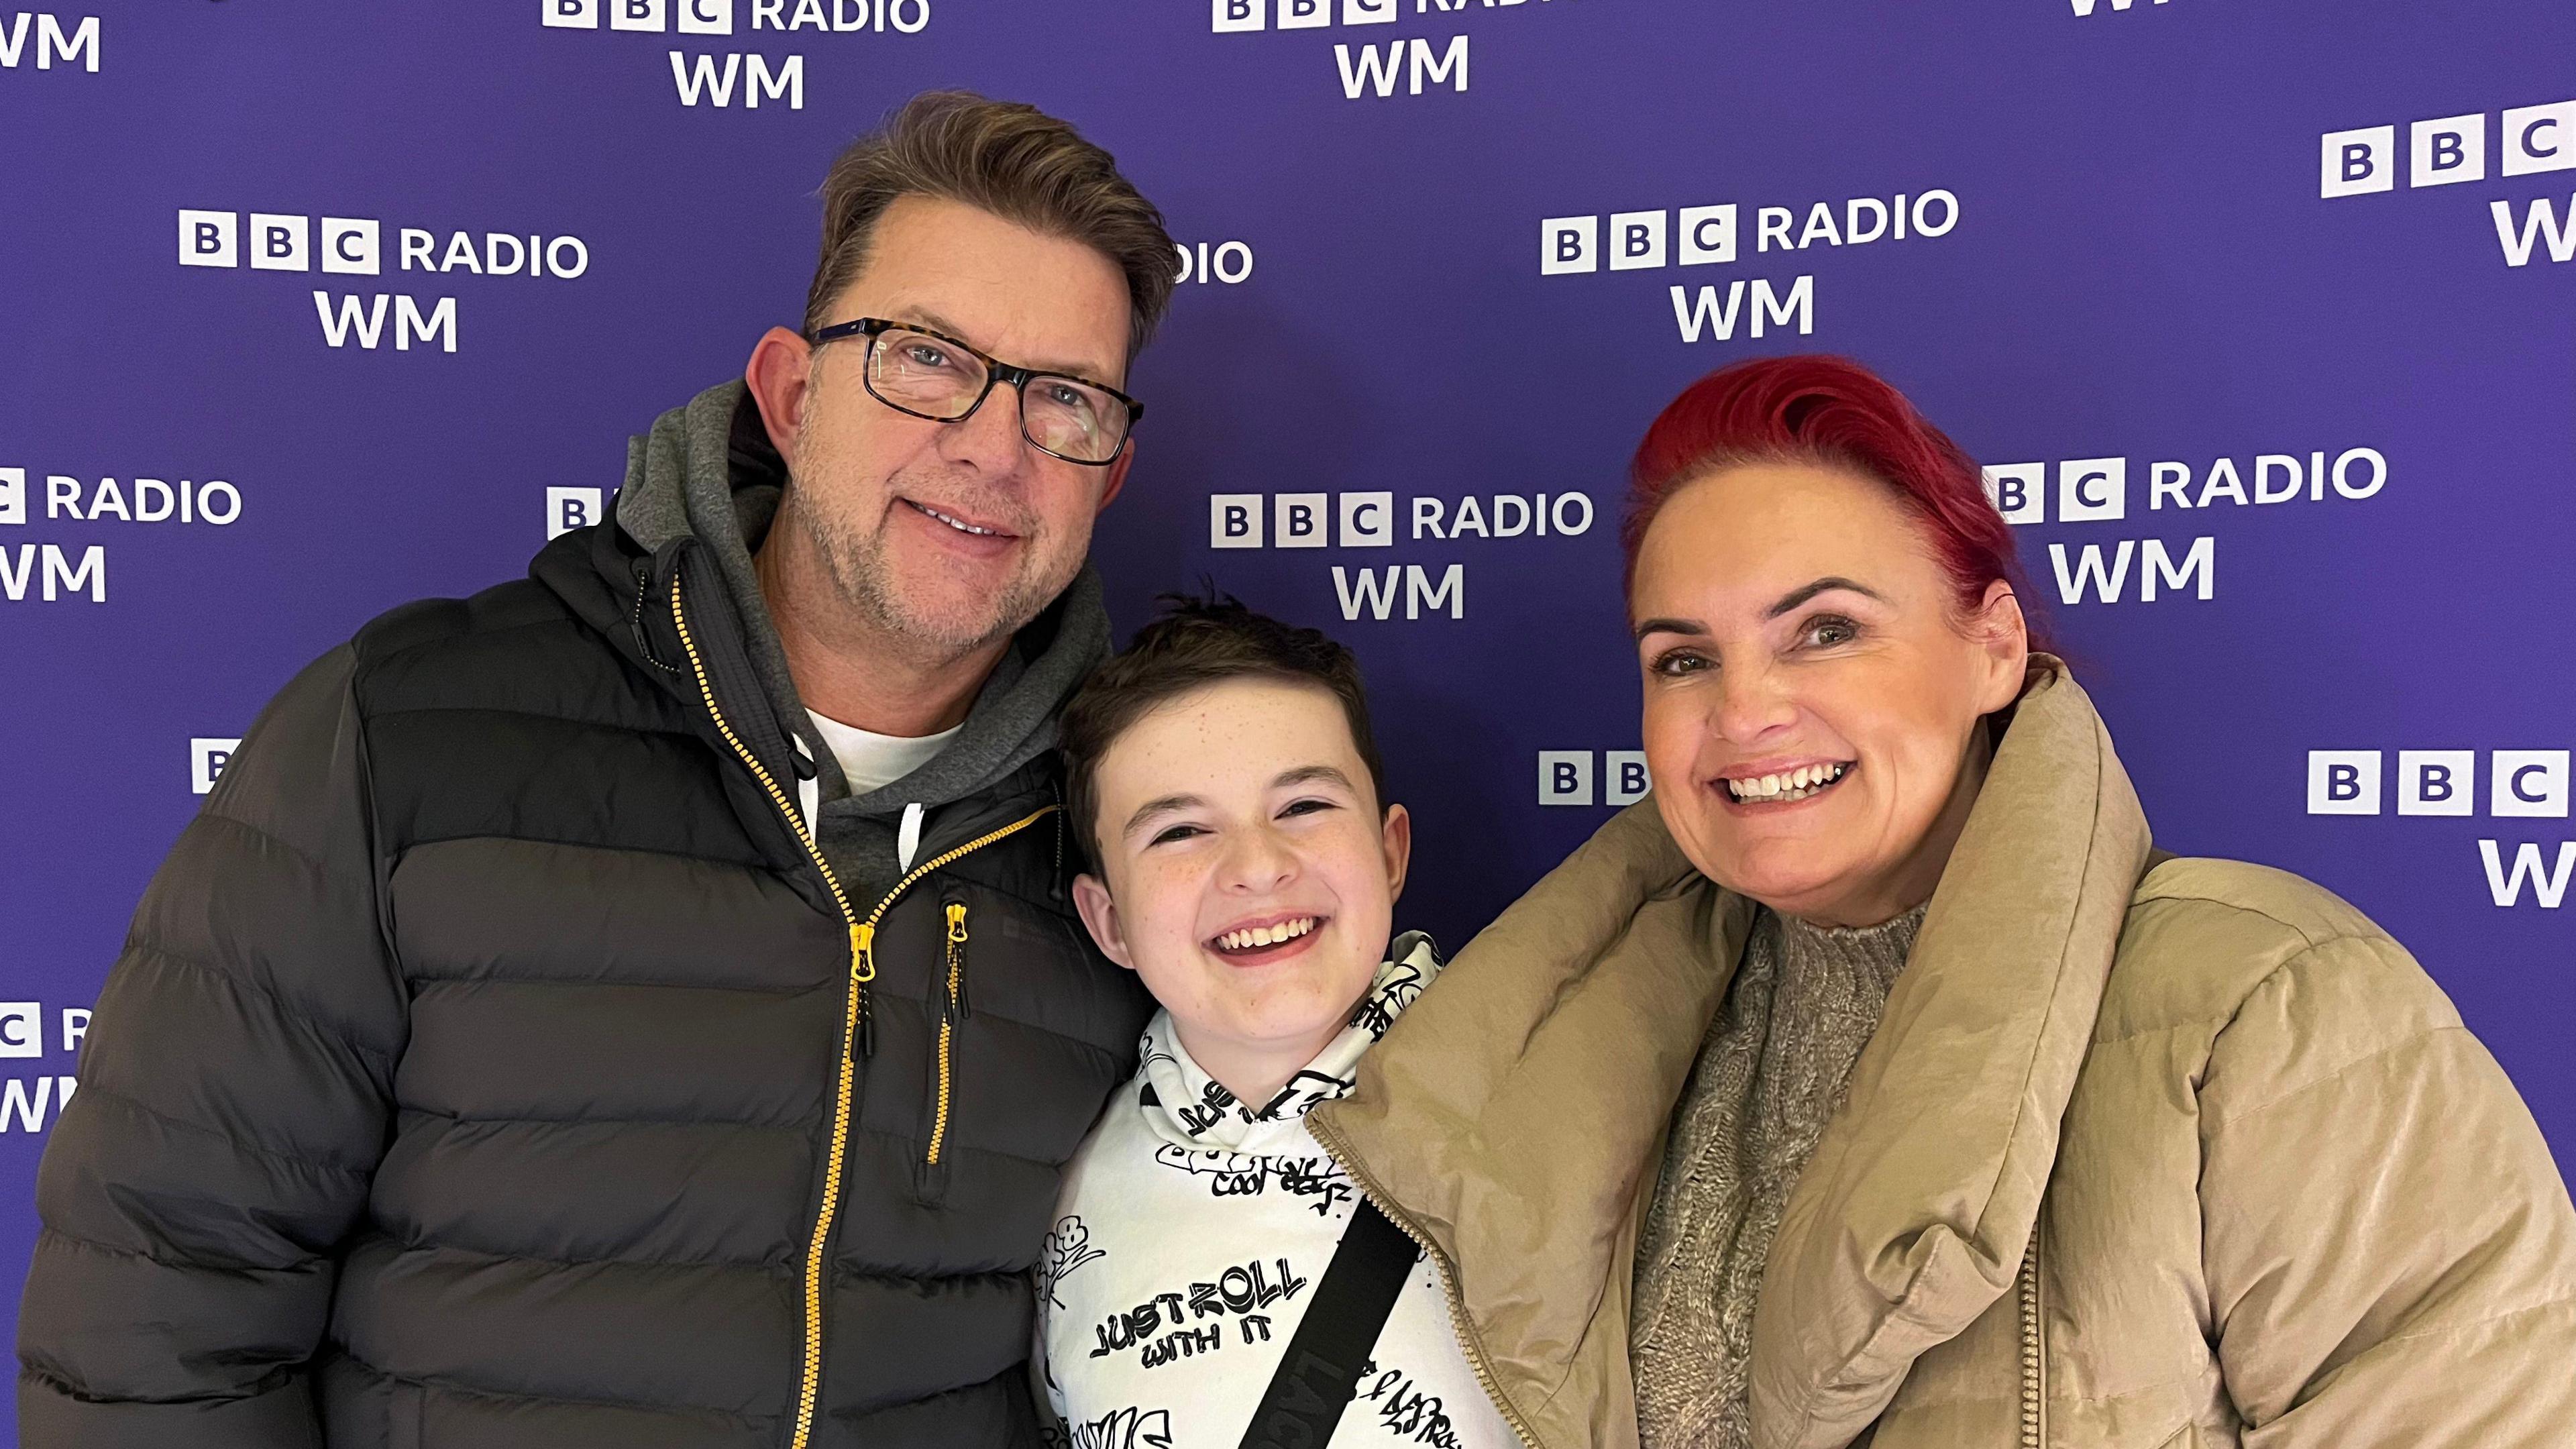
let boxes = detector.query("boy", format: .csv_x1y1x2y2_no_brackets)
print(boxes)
1039,596,1515,1448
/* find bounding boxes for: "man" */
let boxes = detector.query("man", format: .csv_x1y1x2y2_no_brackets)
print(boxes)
17,91,1171,1448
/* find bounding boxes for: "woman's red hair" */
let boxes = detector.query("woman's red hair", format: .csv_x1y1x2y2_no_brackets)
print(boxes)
1623,355,2038,647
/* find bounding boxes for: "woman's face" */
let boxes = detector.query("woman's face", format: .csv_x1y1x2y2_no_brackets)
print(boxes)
1631,462,2027,926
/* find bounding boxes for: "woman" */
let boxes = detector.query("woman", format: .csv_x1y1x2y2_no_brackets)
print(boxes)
1307,356,2576,1449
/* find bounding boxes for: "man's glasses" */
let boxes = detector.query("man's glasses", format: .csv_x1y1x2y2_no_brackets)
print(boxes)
807,317,1142,466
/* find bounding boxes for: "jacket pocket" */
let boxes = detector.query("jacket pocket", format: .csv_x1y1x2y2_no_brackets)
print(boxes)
917,898,971,1201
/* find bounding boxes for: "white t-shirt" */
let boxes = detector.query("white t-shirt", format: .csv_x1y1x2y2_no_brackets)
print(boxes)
806,710,959,797
1039,934,1516,1449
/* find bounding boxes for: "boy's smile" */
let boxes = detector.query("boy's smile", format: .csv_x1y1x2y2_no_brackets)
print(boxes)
1071,678,1410,1108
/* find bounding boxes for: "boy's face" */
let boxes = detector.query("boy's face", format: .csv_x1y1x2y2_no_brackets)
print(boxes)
1071,679,1411,1077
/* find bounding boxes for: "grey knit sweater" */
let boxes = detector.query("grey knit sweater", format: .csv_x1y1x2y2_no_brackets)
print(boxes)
1631,902,1928,1449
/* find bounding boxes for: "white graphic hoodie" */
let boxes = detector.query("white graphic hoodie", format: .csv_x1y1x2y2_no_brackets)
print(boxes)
1038,932,1514,1449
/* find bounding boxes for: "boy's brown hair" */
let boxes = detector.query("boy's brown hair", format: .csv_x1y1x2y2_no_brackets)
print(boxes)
806,90,1177,361
1060,594,1388,872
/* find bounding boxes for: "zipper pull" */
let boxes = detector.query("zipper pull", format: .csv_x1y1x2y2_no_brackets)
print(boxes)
945,902,971,1020
851,920,878,1057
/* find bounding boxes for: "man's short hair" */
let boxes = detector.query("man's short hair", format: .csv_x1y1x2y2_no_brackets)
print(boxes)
1061,594,1389,872
806,90,1177,362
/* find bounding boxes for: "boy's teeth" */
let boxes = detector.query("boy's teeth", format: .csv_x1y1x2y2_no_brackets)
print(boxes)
1216,916,1318,953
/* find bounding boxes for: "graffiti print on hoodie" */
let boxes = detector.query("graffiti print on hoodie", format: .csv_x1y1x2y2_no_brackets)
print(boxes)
1038,934,1512,1448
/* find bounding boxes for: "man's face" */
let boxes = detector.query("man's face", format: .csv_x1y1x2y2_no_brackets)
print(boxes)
1071,680,1411,1080
774,195,1135,656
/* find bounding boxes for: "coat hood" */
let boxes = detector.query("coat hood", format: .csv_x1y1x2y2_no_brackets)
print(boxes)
1309,660,2152,1449
611,379,1112,824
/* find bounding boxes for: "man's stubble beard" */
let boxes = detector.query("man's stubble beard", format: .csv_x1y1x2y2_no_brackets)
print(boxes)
784,425,1085,664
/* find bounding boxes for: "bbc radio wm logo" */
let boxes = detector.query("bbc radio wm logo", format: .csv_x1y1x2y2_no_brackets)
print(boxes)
178,208,594,354
1980,446,2387,608
1540,190,1961,344
0,1003,89,1136
1208,488,1595,623
542,0,932,112
2,461,243,606
2320,99,2576,268
1210,0,1587,101
0,13,97,74
2306,749,2576,910
1537,750,1648,808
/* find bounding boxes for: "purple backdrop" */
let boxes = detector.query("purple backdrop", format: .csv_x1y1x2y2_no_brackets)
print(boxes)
3,1,2571,1434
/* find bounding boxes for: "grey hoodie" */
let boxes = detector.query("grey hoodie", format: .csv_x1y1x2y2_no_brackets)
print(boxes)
616,380,1111,893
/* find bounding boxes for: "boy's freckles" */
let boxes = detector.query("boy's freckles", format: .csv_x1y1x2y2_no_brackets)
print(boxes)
1071,678,1409,1105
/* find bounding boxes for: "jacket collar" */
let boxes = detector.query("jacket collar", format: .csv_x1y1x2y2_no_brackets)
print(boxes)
1309,661,2151,1449
1137,932,1440,1154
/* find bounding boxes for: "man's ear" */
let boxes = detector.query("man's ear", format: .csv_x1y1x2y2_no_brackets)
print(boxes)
1380,802,1413,904
1970,578,2030,712
1071,871,1136,971
1097,438,1136,513
744,325,814,467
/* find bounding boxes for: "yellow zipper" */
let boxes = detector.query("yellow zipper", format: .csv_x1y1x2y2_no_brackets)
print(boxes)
926,902,969,1166
1306,1117,1541,1449
669,577,1051,1449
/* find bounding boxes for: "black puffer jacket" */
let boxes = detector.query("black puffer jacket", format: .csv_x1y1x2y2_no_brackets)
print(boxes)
17,494,1152,1445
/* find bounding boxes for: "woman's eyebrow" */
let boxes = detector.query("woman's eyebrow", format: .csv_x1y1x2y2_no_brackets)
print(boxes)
1765,576,1884,618
1632,616,1708,641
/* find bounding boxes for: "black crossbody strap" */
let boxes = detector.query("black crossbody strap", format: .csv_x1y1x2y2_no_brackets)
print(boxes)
1238,1198,1421,1449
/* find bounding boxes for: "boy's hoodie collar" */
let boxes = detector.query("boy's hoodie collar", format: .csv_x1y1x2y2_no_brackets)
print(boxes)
1134,931,1440,1154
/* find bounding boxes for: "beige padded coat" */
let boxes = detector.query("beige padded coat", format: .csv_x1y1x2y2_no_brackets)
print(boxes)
1309,664,2576,1449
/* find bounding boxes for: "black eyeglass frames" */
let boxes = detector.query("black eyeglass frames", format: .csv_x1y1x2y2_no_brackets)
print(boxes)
806,317,1142,467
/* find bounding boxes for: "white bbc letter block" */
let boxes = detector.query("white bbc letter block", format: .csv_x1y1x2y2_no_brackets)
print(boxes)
676,0,733,33
1607,210,1668,271
2396,749,2475,817
191,737,243,796
248,213,311,272
319,217,381,275
1211,0,1264,32
2492,749,2571,818
1275,492,1328,548
1982,463,2045,525
610,0,668,29
1277,0,1329,27
0,468,24,527
547,488,606,541
1342,0,1397,23
178,209,237,268
2057,458,2126,523
1339,491,1393,547
2306,749,2382,815
1540,215,1598,276
1605,750,1651,806
0,1004,39,1059
1538,751,1594,806
2502,101,2576,176
1210,494,1264,549
2320,125,2396,198
1676,204,1737,265
543,0,602,26
2410,113,2486,188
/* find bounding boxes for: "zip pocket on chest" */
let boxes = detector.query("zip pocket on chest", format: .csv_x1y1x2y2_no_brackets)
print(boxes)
920,899,971,1192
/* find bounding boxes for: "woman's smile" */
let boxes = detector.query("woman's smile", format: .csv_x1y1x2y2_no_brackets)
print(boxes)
1713,759,1855,810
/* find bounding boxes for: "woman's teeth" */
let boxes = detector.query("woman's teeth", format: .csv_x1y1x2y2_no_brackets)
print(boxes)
1214,917,1318,953
1725,762,1851,804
